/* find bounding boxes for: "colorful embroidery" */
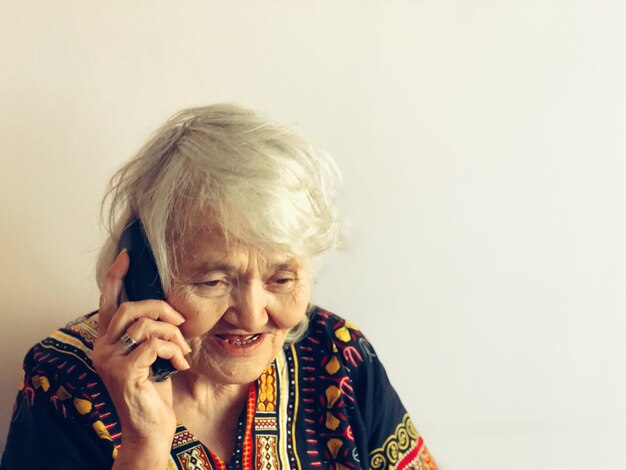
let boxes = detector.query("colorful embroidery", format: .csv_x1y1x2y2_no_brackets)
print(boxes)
257,364,277,412
369,413,435,470
2,308,437,470
9,312,122,462
177,446,212,470
255,436,279,469
254,363,280,469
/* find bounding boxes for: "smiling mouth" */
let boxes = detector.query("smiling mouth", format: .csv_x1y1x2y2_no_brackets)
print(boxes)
216,334,261,346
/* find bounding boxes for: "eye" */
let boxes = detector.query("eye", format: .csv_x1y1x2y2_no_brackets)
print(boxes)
268,272,298,292
192,278,231,297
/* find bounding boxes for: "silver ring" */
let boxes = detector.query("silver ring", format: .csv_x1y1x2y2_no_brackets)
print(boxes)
119,333,138,352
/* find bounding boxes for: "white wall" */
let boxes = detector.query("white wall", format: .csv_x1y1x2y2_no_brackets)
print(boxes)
1,1,625,468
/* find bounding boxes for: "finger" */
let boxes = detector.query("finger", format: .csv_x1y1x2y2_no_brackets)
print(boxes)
123,318,191,355
129,338,191,372
105,300,186,343
98,249,130,335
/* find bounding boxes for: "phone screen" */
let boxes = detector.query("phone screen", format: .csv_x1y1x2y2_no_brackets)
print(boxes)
117,219,179,382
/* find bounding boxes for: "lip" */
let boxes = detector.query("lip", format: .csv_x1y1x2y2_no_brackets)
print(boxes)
212,332,267,356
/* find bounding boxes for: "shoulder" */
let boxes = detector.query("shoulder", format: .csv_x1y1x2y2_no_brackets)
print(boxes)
10,312,121,460
18,312,108,420
295,305,383,415
23,312,100,379
297,306,437,470
303,305,378,376
306,306,376,357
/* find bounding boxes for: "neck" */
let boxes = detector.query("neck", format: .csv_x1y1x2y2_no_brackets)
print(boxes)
170,371,252,461
171,370,250,413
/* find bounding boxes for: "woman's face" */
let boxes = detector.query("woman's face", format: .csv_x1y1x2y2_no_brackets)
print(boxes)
166,226,310,385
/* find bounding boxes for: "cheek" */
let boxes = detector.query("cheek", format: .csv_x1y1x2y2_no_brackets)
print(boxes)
271,308,306,331
168,292,228,338
269,286,311,329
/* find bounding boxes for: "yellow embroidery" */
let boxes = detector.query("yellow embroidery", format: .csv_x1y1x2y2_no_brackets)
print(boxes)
93,420,112,441
31,375,51,392
74,398,92,415
325,356,341,375
370,413,420,469
327,438,343,458
257,364,277,412
325,412,340,430
325,385,341,408
55,386,72,400
334,327,351,342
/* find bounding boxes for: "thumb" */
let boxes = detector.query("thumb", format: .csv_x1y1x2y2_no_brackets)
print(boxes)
98,249,130,334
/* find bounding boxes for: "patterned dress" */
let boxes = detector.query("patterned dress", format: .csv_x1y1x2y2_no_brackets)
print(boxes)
1,306,436,469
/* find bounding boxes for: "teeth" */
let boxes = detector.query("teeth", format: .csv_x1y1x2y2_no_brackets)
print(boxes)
223,334,260,345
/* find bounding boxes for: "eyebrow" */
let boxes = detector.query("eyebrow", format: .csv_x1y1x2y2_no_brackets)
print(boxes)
270,261,300,271
187,259,301,276
190,263,236,276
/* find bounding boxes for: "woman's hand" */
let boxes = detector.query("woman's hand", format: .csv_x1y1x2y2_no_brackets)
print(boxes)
92,250,191,466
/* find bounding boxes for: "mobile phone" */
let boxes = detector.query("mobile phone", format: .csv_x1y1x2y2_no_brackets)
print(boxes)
117,219,179,382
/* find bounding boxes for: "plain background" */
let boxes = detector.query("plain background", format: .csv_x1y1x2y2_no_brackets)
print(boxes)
2,1,625,468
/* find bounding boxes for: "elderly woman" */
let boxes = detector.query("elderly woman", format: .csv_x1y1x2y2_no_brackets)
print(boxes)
1,104,436,469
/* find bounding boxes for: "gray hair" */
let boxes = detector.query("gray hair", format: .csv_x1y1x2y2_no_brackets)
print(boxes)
96,104,341,342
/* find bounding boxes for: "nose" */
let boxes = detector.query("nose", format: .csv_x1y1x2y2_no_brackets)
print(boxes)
224,280,269,332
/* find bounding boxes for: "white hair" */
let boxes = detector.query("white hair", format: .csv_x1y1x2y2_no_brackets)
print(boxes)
96,104,341,342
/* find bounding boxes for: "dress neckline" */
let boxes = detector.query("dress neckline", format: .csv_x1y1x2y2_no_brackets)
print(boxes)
174,381,257,468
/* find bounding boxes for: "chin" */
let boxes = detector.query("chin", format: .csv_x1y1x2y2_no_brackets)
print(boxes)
204,360,272,385
194,345,282,386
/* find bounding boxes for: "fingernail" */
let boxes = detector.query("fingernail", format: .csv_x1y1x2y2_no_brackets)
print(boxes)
185,343,192,354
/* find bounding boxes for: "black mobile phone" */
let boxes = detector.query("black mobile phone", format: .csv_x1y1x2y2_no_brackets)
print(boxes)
117,219,179,382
